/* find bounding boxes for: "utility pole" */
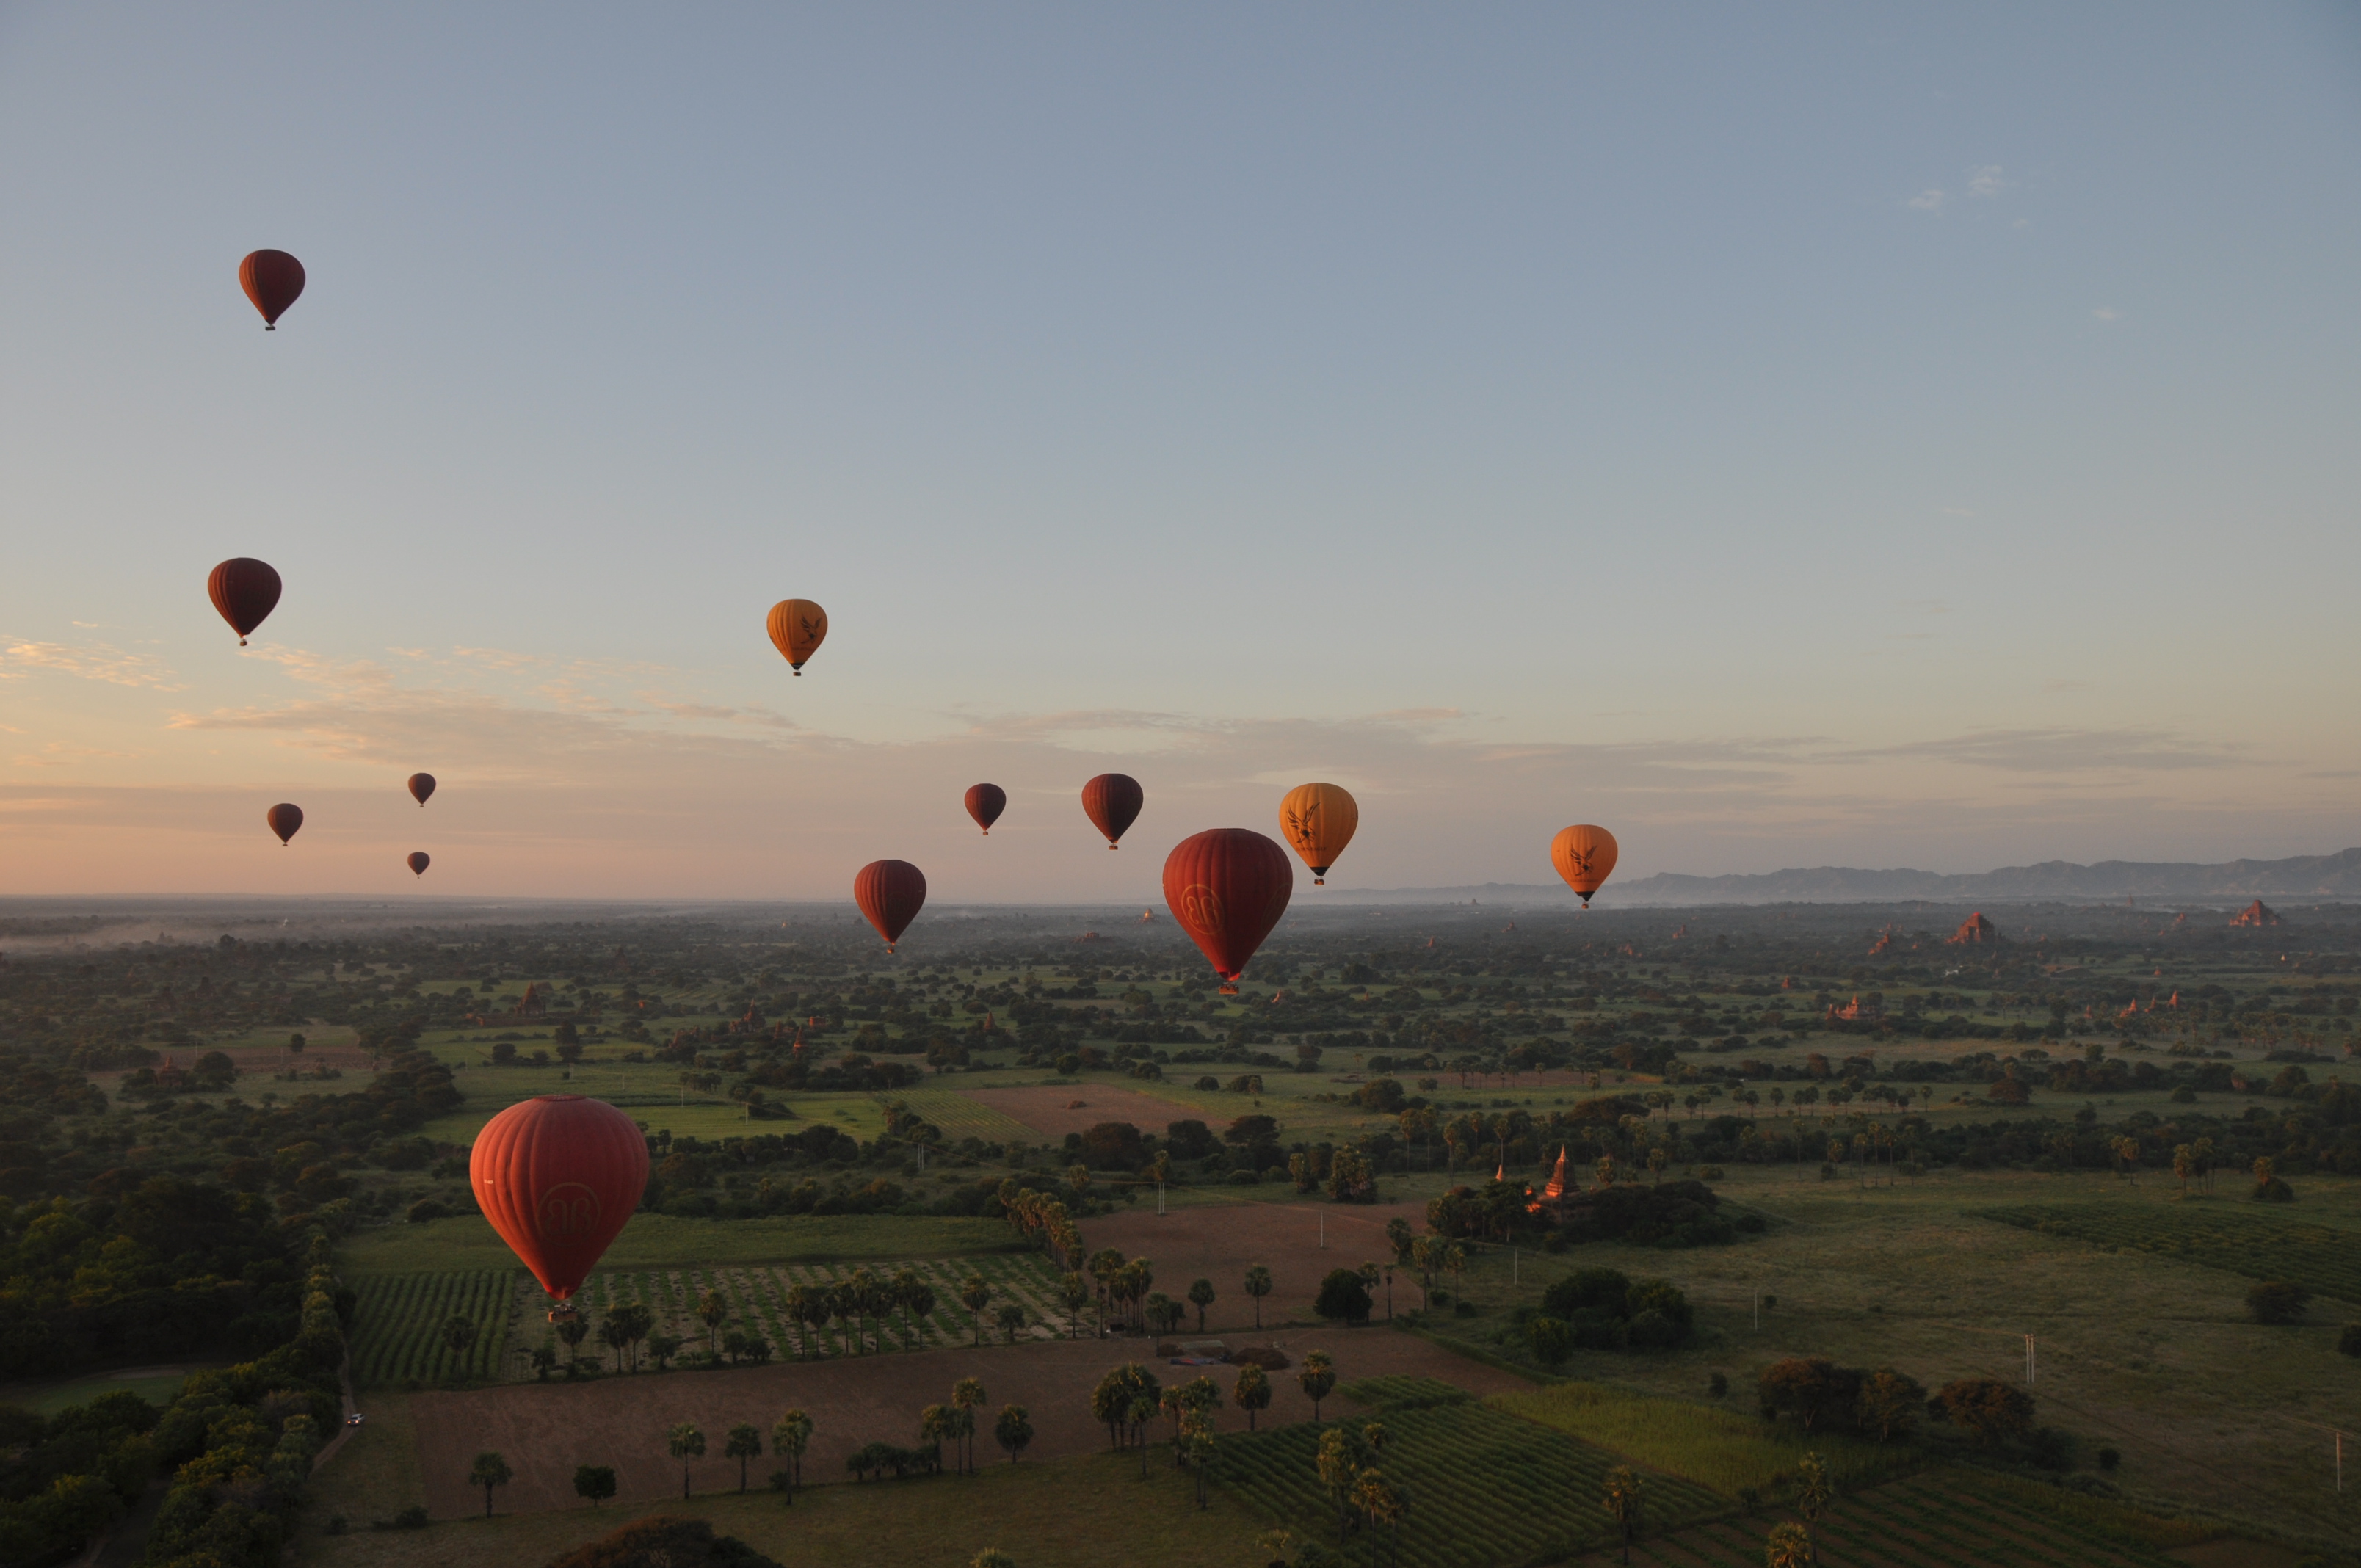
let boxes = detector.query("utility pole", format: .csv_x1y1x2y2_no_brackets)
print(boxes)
2023,1333,2037,1385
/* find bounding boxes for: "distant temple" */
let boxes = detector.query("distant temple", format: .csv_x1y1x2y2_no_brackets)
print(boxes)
1948,912,1999,945
2231,900,2280,928
513,983,550,1019
1827,995,1883,1025
1529,1147,1572,1214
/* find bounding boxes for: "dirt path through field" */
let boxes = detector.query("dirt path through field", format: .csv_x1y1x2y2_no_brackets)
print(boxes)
407,1325,1525,1518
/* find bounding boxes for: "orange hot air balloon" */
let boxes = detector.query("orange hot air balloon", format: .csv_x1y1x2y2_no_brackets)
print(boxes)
1081,773,1143,849
854,859,927,952
407,772,436,807
765,599,828,675
1278,782,1359,886
1162,828,1293,992
965,783,1007,835
208,558,282,645
238,249,305,329
266,803,303,846
1550,824,1619,907
407,852,430,877
469,1095,649,1305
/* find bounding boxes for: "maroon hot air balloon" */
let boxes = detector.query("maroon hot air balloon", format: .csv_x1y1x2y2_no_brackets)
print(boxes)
407,852,430,877
208,558,282,645
965,783,1007,835
854,860,927,953
266,803,303,846
1161,828,1293,994
407,772,436,807
470,1095,649,1307
238,250,305,329
1081,772,1143,849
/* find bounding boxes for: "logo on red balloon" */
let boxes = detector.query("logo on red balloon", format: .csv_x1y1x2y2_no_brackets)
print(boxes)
536,1182,602,1241
1175,884,1224,934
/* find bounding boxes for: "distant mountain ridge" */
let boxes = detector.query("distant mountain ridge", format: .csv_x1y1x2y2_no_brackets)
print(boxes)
1327,847,2361,906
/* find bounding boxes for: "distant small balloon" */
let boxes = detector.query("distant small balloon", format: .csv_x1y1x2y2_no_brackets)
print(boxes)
407,852,430,877
1081,773,1143,849
1550,824,1620,907
407,773,436,807
238,249,305,329
208,559,282,645
765,599,828,675
965,783,1007,835
854,860,927,953
266,803,303,846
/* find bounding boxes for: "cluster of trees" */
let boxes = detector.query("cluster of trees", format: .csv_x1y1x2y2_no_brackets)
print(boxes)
1757,1358,2057,1462
1526,1268,1696,1360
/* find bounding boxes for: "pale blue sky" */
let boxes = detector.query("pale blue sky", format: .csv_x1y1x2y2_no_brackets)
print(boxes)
2,4,2357,898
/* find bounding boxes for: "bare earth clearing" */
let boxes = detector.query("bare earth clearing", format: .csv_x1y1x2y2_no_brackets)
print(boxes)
405,1324,1523,1518
1084,1199,1435,1325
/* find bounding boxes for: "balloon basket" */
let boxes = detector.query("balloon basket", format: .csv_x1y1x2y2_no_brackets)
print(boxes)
547,1302,579,1324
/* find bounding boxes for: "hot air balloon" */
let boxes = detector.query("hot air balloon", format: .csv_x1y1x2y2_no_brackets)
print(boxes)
407,852,430,877
1081,773,1143,849
469,1095,649,1311
965,783,1007,835
238,250,305,330
407,773,436,807
765,599,828,675
1550,824,1619,907
854,859,927,952
266,803,302,846
1278,782,1359,886
208,559,281,645
1162,828,1292,994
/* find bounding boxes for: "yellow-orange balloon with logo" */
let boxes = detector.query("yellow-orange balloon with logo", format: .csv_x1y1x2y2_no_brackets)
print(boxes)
765,598,829,675
1550,824,1619,907
1278,783,1360,885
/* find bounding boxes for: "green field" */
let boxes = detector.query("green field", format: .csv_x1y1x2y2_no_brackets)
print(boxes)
349,1271,514,1387
1977,1201,2361,1304
15,1371,190,1417
1493,1379,1919,1498
339,1211,1032,1277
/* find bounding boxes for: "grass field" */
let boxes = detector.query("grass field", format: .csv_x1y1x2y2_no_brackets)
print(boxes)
1492,1379,1920,1498
1978,1201,2361,1303
13,1370,190,1416
340,1212,1031,1277
349,1271,515,1388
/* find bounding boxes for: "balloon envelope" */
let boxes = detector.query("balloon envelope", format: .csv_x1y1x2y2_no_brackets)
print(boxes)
208,559,281,645
765,599,828,673
407,772,436,807
266,803,302,845
469,1095,649,1302
238,250,305,328
1550,824,1620,907
1081,773,1144,848
854,859,927,951
1278,783,1360,885
1162,828,1293,985
407,852,430,877
964,783,1007,835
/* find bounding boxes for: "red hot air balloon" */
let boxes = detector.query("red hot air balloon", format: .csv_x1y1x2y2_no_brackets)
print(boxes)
1081,773,1143,849
266,803,303,846
854,860,927,952
469,1095,649,1307
1162,829,1293,995
208,559,282,645
238,250,305,329
407,852,430,877
407,773,436,807
965,783,1007,835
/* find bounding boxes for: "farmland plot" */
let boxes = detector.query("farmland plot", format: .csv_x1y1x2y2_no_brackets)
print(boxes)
349,1270,515,1387
1978,1202,2361,1302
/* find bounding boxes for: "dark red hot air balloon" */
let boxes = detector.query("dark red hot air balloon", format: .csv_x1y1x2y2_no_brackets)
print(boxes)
266,803,303,846
407,773,436,807
208,559,281,645
1162,828,1293,994
407,852,430,877
239,250,305,329
854,860,927,952
1081,772,1143,849
468,1095,648,1306
965,783,1007,835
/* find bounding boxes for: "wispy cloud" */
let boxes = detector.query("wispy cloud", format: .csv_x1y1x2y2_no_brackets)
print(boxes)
2092,306,2122,322
0,639,186,691
1836,727,2240,774
1968,164,2009,198
14,742,146,769
1907,189,1945,214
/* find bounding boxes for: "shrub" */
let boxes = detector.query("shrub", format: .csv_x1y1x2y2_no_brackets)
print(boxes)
2097,1446,2120,1471
1708,1372,1728,1398
1314,1268,1373,1326
2247,1281,2310,1325
1527,1316,1574,1367
2338,1324,2361,1358
1929,1378,2036,1446
1758,1358,1860,1434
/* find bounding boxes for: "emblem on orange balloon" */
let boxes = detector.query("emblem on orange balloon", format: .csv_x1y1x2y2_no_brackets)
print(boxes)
1278,783,1359,885
765,599,828,675
1550,824,1619,907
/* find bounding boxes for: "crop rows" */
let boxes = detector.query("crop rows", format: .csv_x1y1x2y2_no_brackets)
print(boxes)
1979,1202,2361,1303
507,1252,1069,1374
1209,1401,1724,1568
349,1271,515,1388
887,1090,1040,1145
1564,1471,2179,1567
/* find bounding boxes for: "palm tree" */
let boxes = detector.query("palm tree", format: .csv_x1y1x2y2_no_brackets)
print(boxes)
1299,1350,1335,1420
1764,1520,1814,1568
724,1423,763,1492
1128,1393,1159,1479
1351,1467,1404,1558
1187,1277,1216,1333
772,1409,813,1504
555,1316,590,1370
667,1421,705,1498
1794,1451,1831,1522
1603,1464,1643,1565
609,1302,653,1371
1058,1271,1090,1338
848,1268,880,1353
892,1268,923,1346
1233,1362,1271,1430
907,1280,937,1349
961,1274,993,1346
921,1403,955,1472
598,1316,631,1371
1316,1428,1356,1542
997,1304,1028,1343
468,1451,512,1518
697,1288,728,1355
952,1377,987,1474
994,1404,1033,1464
783,1285,813,1354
